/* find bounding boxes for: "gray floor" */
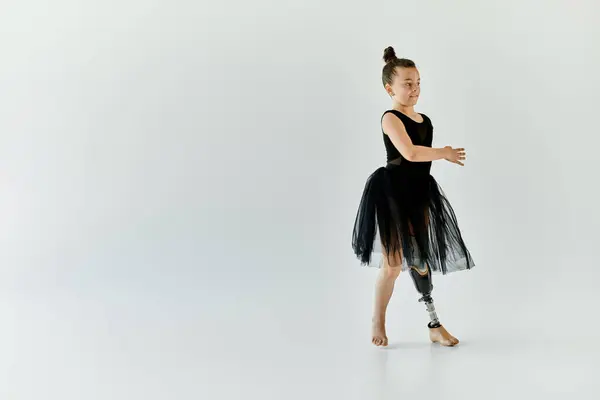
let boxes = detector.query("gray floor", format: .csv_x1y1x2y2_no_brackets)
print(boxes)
2,255,599,399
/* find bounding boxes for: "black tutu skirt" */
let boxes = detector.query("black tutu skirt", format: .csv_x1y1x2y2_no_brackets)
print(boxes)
351,164,475,274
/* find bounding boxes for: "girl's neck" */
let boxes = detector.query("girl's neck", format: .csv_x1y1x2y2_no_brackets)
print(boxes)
392,103,415,115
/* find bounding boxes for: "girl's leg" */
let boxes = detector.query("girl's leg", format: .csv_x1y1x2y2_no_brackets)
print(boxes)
372,250,402,347
418,211,460,346
409,262,459,346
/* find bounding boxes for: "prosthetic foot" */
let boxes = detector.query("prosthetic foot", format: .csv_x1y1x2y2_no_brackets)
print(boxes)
409,263,459,346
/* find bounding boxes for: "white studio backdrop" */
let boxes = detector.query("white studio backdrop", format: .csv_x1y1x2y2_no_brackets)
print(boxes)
0,0,599,398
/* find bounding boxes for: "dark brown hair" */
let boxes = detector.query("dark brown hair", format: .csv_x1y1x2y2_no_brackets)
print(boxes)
382,46,416,87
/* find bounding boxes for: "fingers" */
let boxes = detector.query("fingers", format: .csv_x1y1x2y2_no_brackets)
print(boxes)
455,148,466,162
445,147,468,166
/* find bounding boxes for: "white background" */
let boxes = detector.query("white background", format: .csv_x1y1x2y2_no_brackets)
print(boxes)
1,0,599,398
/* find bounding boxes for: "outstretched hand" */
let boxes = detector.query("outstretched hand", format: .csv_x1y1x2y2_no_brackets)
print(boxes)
444,146,466,166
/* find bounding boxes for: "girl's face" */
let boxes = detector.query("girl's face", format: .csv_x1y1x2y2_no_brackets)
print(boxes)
386,67,421,106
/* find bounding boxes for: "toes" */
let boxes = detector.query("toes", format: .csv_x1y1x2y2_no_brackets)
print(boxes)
372,336,388,346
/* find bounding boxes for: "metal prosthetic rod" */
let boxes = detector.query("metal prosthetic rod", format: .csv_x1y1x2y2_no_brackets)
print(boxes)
409,264,441,329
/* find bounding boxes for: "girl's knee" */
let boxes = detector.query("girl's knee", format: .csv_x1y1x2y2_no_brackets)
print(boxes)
382,253,402,278
383,266,401,279
384,251,403,270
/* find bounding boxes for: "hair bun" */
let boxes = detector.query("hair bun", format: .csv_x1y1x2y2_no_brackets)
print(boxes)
383,46,397,64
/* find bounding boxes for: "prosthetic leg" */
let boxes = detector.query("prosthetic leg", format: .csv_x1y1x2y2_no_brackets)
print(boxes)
409,263,459,346
409,264,441,329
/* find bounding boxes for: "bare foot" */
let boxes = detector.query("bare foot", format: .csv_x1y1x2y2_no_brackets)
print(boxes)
429,325,459,347
372,318,388,347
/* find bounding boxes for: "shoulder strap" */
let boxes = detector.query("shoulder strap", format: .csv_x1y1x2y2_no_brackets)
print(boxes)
381,109,406,122
420,113,433,128
381,109,393,121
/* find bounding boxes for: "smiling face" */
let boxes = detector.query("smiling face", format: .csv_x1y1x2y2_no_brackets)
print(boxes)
386,67,421,106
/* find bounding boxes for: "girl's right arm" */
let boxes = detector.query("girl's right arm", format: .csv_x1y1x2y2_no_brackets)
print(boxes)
382,113,465,165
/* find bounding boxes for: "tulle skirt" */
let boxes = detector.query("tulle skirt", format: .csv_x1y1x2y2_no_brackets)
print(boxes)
351,164,475,274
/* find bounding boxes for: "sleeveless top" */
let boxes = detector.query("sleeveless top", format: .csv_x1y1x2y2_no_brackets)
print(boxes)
381,109,434,175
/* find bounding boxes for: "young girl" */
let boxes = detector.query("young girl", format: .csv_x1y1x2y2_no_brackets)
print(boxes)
352,46,475,347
